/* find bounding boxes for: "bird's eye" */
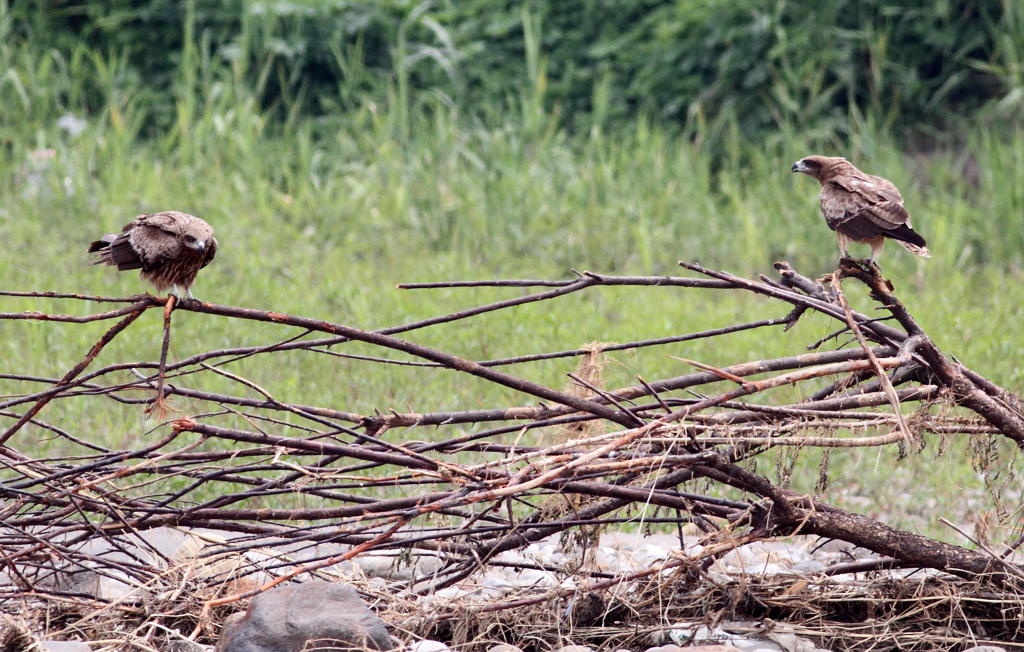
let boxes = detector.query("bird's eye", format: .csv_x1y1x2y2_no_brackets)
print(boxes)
185,235,197,243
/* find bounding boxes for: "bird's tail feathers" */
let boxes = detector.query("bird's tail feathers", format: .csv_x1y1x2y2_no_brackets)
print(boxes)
897,240,930,258
88,234,145,269
884,223,929,257
88,234,116,253
88,235,116,266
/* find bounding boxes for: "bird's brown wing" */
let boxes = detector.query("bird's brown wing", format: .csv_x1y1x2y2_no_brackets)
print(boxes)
820,181,877,239
125,214,184,270
90,213,180,270
864,174,904,202
821,174,911,242
829,174,910,229
127,212,183,232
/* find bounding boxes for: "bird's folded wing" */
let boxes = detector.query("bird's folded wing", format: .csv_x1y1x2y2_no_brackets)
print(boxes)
820,181,867,226
830,173,902,199
859,201,910,230
104,234,145,270
131,212,182,231
128,225,182,268
823,176,910,231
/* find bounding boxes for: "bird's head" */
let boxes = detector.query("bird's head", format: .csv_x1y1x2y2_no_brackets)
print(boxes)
167,212,215,251
791,155,850,182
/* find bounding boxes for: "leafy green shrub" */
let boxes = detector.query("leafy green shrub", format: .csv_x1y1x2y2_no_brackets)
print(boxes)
5,0,1023,141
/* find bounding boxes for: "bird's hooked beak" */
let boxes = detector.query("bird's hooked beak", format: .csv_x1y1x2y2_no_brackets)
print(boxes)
791,160,807,173
187,240,206,251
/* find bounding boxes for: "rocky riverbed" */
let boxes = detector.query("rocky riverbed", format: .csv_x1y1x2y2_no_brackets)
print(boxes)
4,526,1019,651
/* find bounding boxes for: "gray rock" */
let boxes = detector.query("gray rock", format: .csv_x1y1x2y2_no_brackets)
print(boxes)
646,647,744,652
407,642,449,652
164,640,213,652
729,641,787,652
763,631,832,652
351,550,445,582
962,647,1008,652
37,642,92,652
43,526,206,602
486,646,524,652
551,647,595,652
216,581,394,652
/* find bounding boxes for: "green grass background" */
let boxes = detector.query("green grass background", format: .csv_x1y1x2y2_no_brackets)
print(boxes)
1,4,1022,544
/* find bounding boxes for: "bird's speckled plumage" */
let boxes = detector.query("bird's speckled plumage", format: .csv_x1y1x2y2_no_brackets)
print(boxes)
89,211,218,297
791,155,929,261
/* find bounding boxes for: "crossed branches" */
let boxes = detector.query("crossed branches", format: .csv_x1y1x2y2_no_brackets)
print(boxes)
0,260,1022,621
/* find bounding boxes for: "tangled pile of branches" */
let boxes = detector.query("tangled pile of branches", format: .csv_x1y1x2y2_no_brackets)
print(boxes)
0,260,1022,647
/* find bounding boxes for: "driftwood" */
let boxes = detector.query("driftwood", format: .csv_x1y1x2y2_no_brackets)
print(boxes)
0,259,1022,646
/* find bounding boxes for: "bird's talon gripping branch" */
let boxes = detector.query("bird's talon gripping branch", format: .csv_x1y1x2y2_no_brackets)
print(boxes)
835,258,897,295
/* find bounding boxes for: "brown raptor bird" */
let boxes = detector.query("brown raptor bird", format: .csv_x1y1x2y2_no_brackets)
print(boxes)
89,211,218,298
792,155,929,262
